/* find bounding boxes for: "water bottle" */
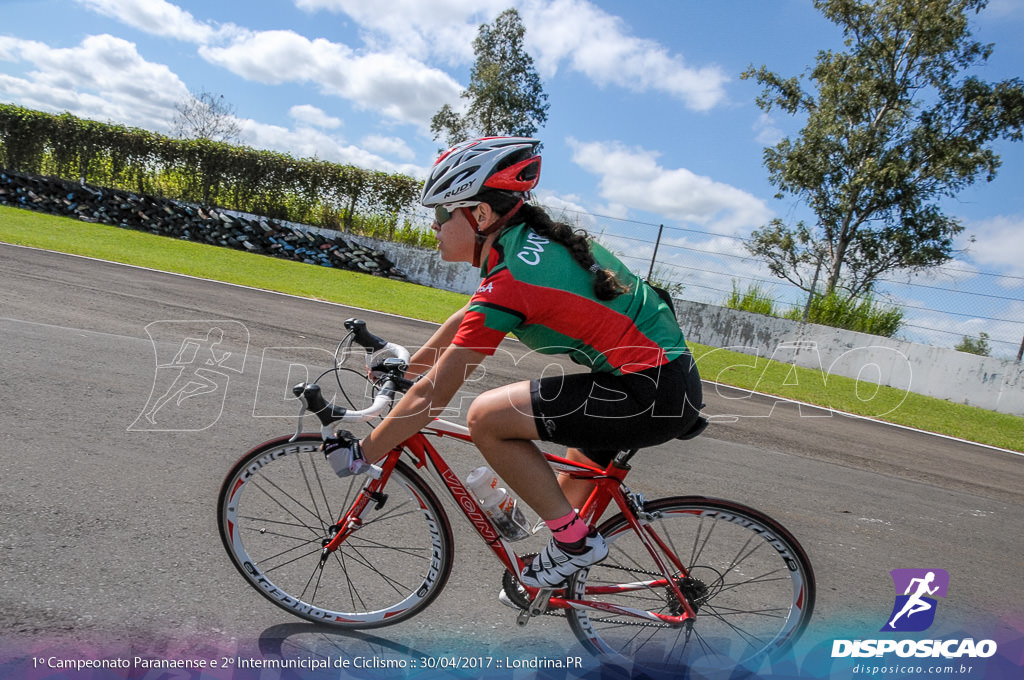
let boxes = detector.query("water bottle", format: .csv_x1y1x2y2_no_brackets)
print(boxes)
465,466,531,541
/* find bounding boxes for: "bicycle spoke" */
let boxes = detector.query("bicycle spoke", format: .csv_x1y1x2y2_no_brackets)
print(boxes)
236,516,319,537
234,512,313,527
720,534,765,578
297,453,331,534
309,453,338,526
567,499,814,675
688,627,733,664
700,602,775,651
607,540,654,575
337,542,414,595
715,570,794,595
249,476,327,538
301,561,327,603
219,441,454,628
260,545,325,574
689,515,716,568
331,548,368,613
343,535,431,560
245,534,323,571
360,504,420,526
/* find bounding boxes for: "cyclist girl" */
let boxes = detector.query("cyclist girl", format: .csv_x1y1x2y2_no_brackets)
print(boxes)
327,137,703,588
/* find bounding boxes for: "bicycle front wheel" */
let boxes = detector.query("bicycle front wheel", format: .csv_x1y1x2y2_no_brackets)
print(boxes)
566,496,815,676
218,434,454,628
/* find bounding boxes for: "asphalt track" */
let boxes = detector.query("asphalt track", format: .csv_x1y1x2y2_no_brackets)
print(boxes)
1,242,1022,669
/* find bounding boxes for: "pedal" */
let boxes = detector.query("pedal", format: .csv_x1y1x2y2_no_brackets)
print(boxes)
515,608,531,627
515,589,553,627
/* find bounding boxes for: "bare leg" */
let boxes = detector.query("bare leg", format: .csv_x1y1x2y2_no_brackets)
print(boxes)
559,448,598,511
467,382,573,521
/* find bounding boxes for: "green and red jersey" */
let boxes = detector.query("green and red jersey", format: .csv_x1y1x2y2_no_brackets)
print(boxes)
453,222,688,375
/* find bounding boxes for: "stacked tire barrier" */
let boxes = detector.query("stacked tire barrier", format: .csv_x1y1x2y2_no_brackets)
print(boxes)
0,169,407,279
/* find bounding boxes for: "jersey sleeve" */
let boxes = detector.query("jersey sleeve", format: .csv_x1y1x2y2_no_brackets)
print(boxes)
452,269,527,355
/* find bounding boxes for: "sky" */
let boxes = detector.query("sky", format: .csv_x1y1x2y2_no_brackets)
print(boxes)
1,0,1023,358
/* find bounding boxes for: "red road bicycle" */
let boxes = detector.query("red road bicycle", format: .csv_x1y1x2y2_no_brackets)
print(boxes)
218,319,815,675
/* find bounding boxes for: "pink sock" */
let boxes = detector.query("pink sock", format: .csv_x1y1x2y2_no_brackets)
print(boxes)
546,510,588,544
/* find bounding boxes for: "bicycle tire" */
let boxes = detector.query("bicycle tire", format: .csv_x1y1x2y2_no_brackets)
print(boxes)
566,496,815,677
218,434,454,628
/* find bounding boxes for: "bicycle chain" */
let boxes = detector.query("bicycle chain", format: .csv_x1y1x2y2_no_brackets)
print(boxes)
502,563,684,627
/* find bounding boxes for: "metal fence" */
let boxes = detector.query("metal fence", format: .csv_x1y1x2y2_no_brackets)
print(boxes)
397,200,1023,360
537,205,1024,362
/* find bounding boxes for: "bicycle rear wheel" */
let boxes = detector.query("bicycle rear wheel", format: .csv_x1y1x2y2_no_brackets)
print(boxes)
218,434,454,628
566,496,814,677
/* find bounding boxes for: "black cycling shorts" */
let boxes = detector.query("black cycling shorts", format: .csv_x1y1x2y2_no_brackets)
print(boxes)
530,353,703,466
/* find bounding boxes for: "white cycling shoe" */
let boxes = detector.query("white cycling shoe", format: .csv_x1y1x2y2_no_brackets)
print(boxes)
498,588,519,610
519,531,609,588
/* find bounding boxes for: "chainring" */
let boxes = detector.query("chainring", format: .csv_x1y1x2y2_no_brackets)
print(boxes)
501,555,536,609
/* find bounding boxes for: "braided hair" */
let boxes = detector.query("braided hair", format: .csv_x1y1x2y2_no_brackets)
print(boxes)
479,191,629,301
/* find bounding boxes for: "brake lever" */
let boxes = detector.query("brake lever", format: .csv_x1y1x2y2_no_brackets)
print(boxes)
289,402,308,442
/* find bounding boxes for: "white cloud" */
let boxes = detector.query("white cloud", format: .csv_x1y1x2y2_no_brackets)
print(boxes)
897,301,1024,359
568,138,772,235
753,113,784,146
289,104,342,129
361,134,416,160
982,0,1024,18
199,30,463,127
294,0,728,111
72,0,242,44
529,187,773,302
71,1,465,127
588,228,783,306
0,40,16,61
520,0,728,111
0,34,188,131
912,259,980,287
0,32,426,177
959,214,1024,281
238,119,424,176
532,190,601,230
293,0,503,63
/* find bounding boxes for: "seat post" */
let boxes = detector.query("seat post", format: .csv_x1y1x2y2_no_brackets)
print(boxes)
612,448,639,469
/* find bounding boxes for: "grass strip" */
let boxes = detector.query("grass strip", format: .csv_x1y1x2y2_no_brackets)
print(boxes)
690,345,1023,451
3,204,1021,452
0,204,468,322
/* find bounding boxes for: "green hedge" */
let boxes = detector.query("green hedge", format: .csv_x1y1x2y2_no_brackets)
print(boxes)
0,103,421,232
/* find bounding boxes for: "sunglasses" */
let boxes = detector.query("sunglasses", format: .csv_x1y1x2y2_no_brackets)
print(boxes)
434,203,480,225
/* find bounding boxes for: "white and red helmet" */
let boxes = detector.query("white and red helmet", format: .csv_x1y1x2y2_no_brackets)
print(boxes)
420,136,542,208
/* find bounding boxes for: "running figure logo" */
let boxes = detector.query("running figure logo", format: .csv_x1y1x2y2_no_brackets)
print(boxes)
882,568,950,632
130,320,249,431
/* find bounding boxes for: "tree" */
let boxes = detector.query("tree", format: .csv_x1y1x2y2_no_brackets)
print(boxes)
431,8,549,147
172,89,243,144
741,0,1024,301
955,332,991,356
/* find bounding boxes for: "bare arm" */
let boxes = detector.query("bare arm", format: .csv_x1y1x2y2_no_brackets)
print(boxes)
360,343,486,462
405,302,470,379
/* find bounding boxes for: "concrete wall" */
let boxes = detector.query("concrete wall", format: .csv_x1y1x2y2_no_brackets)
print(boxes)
673,299,1024,417
353,233,1024,417
348,235,481,295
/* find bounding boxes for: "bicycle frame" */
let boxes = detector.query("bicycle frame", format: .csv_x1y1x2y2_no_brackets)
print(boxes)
321,417,699,627
221,319,812,669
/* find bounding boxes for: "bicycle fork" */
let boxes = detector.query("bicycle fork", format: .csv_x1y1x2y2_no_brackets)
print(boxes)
319,470,395,561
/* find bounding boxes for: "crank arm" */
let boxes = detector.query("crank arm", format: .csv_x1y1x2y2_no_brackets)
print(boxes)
515,588,553,627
